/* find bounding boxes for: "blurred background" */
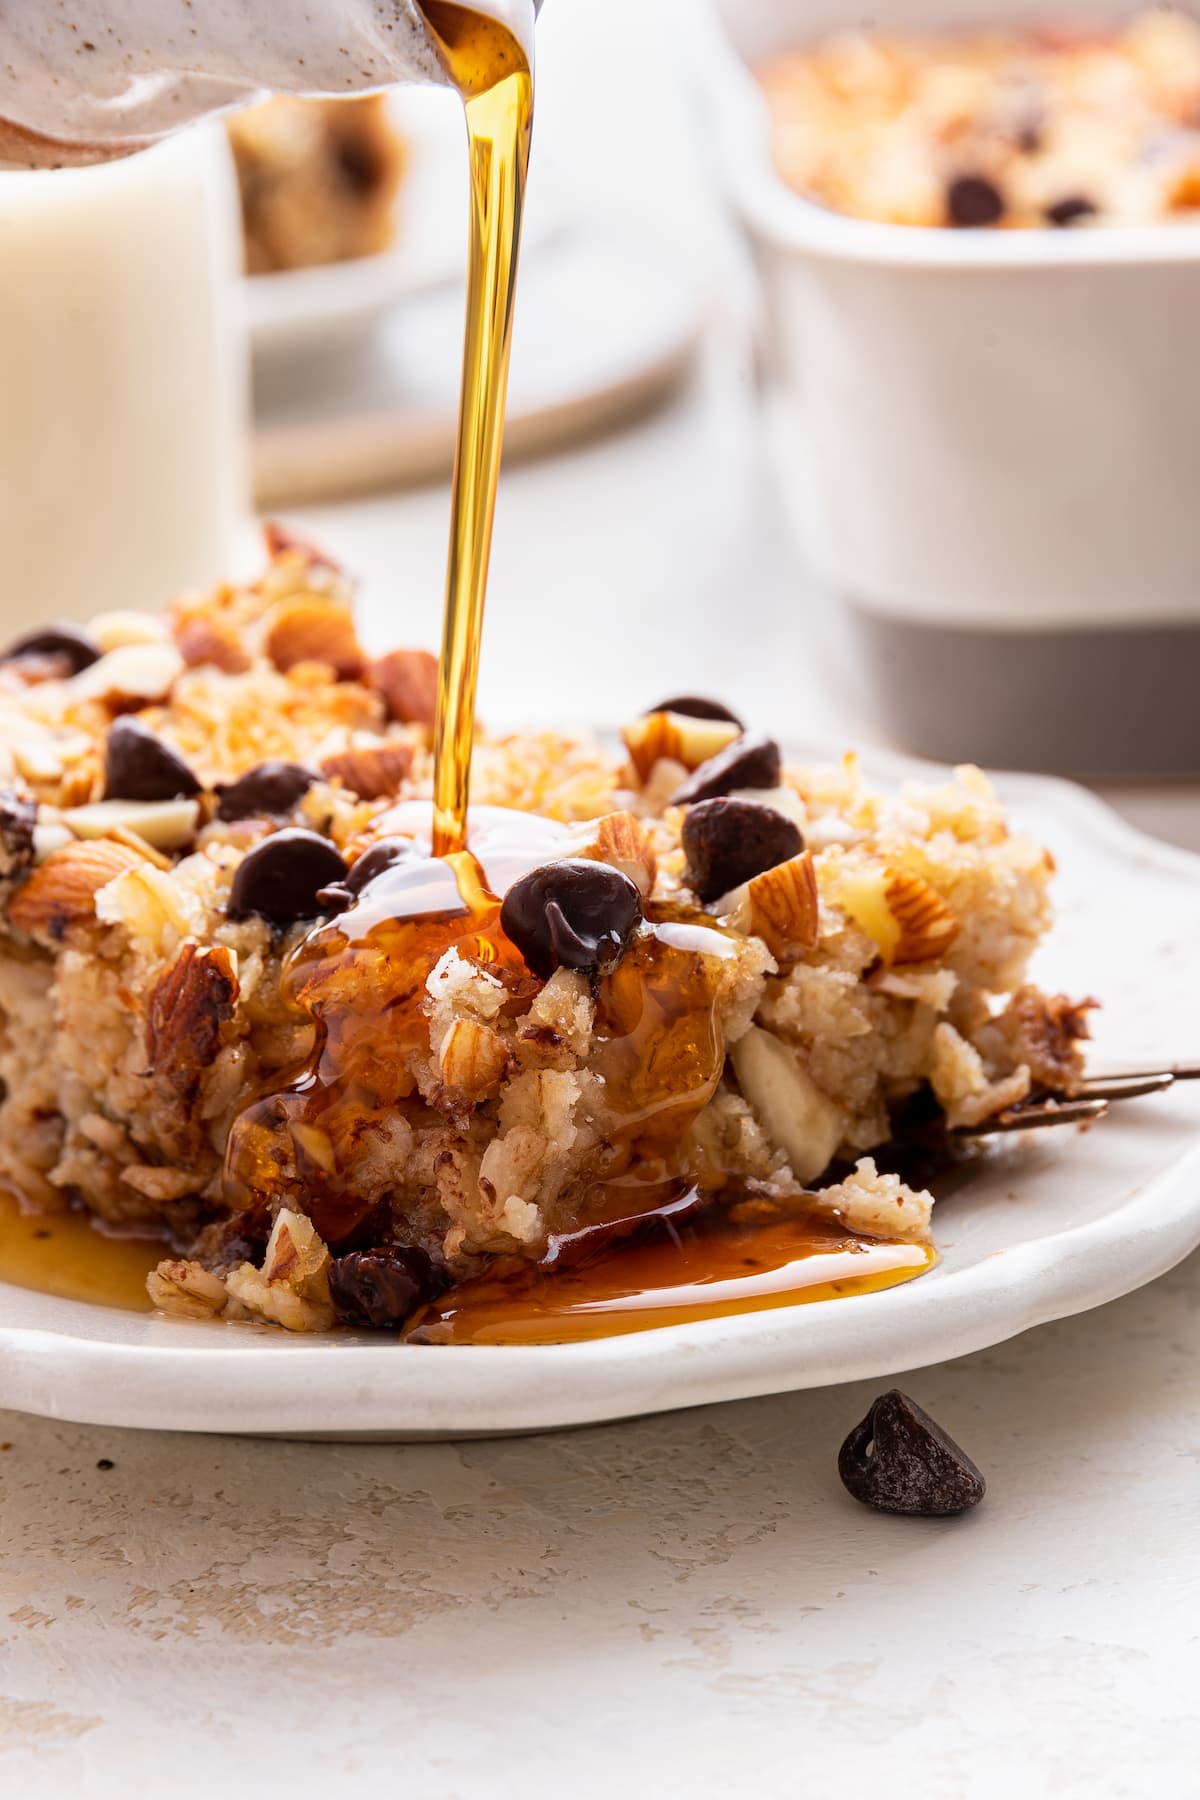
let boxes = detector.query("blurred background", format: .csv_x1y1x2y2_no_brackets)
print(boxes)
5,0,1199,845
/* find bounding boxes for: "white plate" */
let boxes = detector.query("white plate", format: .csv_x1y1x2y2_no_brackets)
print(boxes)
244,87,564,360
251,234,703,505
2,750,1199,1439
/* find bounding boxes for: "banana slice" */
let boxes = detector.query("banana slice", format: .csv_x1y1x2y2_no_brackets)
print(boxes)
730,1025,846,1184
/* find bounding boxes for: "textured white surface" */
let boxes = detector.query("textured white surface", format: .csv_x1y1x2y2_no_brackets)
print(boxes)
3,1250,1199,1796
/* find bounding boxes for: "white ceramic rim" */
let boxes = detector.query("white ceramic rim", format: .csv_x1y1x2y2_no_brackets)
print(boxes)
695,4,1200,270
2,750,1199,1438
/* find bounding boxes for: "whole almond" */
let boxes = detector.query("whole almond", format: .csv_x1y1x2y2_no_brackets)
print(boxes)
176,614,251,674
366,649,439,728
7,838,146,942
265,596,364,681
320,740,414,801
728,850,819,961
885,869,960,965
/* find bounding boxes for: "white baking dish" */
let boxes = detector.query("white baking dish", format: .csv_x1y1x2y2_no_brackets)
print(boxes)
697,0,1200,774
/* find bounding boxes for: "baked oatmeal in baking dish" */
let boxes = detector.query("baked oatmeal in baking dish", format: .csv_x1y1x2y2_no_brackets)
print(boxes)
760,8,1200,229
0,538,1090,1333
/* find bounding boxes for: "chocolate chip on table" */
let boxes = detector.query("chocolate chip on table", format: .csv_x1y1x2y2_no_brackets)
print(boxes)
228,828,349,927
838,1390,986,1517
1044,193,1097,228
501,858,643,981
671,732,782,806
104,717,201,802
0,622,101,676
647,695,744,728
215,760,317,822
946,172,1006,228
328,1245,448,1329
682,797,802,905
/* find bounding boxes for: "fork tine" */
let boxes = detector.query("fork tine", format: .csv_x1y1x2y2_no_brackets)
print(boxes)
956,1097,1110,1138
1073,1072,1176,1101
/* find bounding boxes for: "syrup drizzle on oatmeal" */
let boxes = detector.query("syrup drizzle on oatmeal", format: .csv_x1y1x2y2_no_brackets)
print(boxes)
222,805,739,1249
421,2,533,855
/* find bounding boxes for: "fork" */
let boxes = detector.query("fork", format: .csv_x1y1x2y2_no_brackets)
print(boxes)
956,1064,1200,1137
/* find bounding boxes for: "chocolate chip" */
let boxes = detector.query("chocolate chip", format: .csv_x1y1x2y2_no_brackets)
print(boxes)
104,717,201,802
838,1390,986,1517
315,835,419,912
1,622,101,676
647,695,744,728
216,761,317,822
946,173,1005,228
682,798,802,904
501,858,643,980
345,836,419,896
671,732,782,806
228,828,348,927
0,788,37,880
1044,193,1097,228
328,1245,448,1329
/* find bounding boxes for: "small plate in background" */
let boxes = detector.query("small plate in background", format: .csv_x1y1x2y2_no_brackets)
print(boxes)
243,86,564,361
251,233,704,505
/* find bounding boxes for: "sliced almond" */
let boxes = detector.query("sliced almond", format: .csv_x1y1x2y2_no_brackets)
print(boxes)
621,711,740,784
438,1017,509,1099
568,810,657,898
89,610,170,652
265,595,363,680
63,797,199,852
68,641,184,706
12,741,65,782
32,821,73,862
729,1025,845,1185
725,851,819,961
6,837,146,940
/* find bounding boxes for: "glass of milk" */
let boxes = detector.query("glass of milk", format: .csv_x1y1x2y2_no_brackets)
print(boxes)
0,124,249,632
